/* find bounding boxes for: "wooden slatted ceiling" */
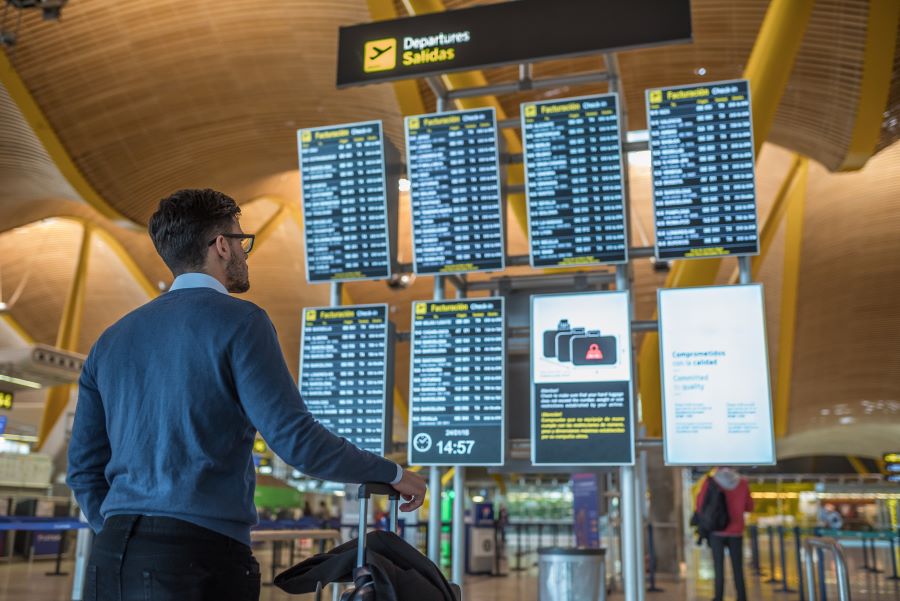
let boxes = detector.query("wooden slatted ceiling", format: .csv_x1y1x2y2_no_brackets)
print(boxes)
5,0,405,224
786,141,900,453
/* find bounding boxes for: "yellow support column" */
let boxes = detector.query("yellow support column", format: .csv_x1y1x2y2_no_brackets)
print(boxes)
37,224,93,449
838,0,900,171
773,158,808,438
638,0,816,437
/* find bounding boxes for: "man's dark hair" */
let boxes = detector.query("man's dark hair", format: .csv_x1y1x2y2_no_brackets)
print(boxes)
148,189,241,274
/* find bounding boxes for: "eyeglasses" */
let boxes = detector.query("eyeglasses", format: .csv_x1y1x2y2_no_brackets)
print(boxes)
208,233,255,255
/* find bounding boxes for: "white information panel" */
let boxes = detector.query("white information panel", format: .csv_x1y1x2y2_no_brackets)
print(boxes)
659,284,775,466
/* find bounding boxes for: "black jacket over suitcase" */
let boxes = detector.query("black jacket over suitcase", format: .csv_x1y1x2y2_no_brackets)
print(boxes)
275,530,455,601
275,483,457,601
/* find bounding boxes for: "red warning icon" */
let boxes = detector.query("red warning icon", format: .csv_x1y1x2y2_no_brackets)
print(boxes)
585,343,604,360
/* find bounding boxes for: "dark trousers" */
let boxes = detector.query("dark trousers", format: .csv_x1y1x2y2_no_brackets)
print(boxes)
710,534,746,601
84,515,260,601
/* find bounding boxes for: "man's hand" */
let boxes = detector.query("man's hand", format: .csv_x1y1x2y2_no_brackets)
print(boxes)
392,469,427,512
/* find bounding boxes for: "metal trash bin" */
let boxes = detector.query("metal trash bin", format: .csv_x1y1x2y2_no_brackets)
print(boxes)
538,547,606,601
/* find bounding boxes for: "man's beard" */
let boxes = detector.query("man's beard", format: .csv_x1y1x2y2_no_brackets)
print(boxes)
225,255,250,293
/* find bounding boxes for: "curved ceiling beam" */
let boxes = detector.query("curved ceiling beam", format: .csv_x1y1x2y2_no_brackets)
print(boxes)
638,0,817,438
838,0,900,171
0,51,136,228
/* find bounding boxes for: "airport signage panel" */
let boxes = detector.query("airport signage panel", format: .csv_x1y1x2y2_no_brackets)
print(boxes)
298,121,397,282
405,108,504,275
646,79,760,260
299,304,393,455
659,285,775,466
336,0,691,87
531,292,634,466
522,93,628,267
0,391,12,410
409,298,505,466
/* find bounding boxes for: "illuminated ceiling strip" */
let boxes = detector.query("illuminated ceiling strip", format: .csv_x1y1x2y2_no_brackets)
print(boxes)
638,0,816,438
0,51,133,225
772,158,808,439
838,0,900,171
0,373,41,389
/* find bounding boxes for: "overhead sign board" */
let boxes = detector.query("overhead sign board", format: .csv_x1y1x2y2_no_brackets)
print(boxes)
405,108,505,275
337,0,692,87
298,120,398,282
531,292,634,466
0,391,12,411
522,93,628,267
299,304,394,455
409,298,505,466
659,285,775,466
646,79,760,260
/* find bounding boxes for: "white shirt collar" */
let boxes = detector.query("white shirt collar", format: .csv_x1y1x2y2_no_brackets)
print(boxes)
168,273,229,295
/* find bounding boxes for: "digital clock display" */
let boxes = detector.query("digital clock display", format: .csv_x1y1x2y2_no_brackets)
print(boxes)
408,297,505,466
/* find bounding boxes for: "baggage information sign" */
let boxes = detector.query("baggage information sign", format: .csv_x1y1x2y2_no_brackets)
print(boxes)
405,108,505,275
298,121,397,282
522,94,627,267
300,304,393,455
646,79,759,260
659,285,775,466
531,292,634,465
409,298,505,465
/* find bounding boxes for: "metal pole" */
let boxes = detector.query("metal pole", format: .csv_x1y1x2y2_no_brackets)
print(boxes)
452,466,465,585
70,513,93,601
750,525,762,574
329,282,342,307
816,547,827,601
427,274,445,566
778,526,794,592
428,468,441,563
889,529,900,580
767,526,780,582
738,256,752,284
794,527,805,601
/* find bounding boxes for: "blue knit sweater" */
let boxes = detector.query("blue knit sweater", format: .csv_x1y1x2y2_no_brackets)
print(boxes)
67,286,398,545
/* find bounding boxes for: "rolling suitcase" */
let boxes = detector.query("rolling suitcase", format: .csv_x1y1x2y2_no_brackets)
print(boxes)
316,482,461,601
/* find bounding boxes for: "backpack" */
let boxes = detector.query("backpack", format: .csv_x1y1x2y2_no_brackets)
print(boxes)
691,477,730,546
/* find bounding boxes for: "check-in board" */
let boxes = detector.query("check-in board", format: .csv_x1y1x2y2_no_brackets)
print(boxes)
531,292,634,465
405,108,505,275
522,94,628,267
409,298,505,465
299,304,393,455
298,121,398,282
646,79,759,260
659,285,775,466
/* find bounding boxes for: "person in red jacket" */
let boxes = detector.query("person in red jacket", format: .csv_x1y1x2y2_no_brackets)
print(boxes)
696,467,754,601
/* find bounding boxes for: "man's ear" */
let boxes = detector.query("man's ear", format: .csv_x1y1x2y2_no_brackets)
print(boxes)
211,235,232,260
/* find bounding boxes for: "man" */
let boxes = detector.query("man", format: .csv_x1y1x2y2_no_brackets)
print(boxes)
67,188,426,601
695,467,754,601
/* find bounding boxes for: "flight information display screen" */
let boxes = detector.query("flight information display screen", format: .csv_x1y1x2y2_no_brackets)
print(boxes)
298,120,397,282
522,94,628,267
409,298,505,465
646,79,759,260
299,304,393,455
405,108,505,274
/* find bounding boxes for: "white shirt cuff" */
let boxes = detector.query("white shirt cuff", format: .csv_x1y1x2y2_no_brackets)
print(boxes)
390,463,403,485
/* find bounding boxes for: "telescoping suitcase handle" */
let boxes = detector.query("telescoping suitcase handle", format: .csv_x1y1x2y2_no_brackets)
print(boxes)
356,482,401,568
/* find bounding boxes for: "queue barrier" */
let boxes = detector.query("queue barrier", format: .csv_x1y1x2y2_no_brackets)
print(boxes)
803,537,851,601
745,525,900,599
0,517,90,578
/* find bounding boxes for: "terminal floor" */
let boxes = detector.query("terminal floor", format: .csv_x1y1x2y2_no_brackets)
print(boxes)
0,546,897,600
